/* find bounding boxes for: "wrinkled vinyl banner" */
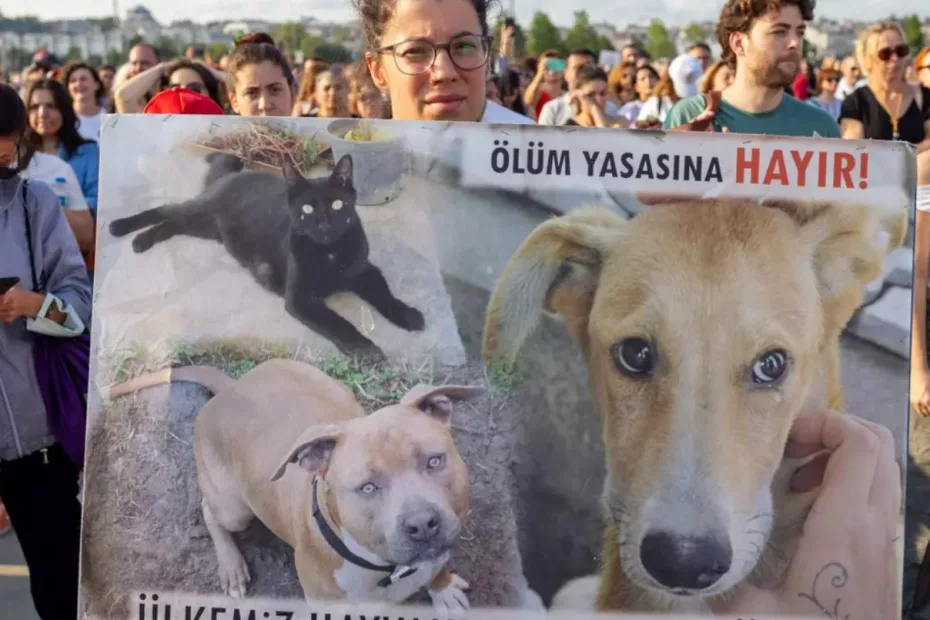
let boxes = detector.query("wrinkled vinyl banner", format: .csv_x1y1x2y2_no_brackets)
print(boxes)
80,116,915,620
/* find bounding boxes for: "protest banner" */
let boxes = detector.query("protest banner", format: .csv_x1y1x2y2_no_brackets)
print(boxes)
81,116,914,619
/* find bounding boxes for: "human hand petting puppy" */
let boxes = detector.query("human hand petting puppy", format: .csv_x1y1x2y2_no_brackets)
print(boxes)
714,409,900,618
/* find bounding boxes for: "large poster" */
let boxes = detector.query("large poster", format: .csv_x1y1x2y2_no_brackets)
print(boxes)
81,116,915,620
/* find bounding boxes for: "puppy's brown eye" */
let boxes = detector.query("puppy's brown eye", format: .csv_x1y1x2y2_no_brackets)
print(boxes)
752,350,788,385
612,338,656,378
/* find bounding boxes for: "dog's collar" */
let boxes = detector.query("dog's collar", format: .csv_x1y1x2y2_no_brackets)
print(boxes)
311,477,418,588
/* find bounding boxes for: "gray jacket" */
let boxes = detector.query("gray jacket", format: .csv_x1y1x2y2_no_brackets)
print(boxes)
0,177,92,462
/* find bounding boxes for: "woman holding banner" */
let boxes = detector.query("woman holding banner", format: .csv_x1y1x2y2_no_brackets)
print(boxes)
349,0,900,615
0,82,90,620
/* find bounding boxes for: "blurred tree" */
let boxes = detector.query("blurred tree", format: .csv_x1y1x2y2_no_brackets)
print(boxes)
207,42,229,60
66,46,82,62
312,43,354,63
903,15,925,53
155,36,179,60
87,54,103,67
105,49,125,66
645,19,677,59
802,38,817,59
275,22,307,56
526,11,565,57
563,10,614,55
682,22,708,46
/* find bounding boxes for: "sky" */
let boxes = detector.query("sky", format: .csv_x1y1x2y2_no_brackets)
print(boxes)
1,0,926,29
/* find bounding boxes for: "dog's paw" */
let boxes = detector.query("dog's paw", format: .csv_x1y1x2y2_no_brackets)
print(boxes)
428,573,470,615
217,550,251,599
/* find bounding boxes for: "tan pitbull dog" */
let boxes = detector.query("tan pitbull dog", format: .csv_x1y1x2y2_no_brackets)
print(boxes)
102,358,481,613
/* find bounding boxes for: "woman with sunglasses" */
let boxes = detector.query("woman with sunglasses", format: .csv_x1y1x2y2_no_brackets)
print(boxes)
806,68,842,120
840,21,930,151
356,0,529,123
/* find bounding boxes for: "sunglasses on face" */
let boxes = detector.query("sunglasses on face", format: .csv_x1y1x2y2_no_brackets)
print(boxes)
823,77,838,83
877,44,910,62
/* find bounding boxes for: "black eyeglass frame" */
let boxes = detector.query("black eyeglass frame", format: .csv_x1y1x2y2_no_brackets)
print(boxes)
376,34,494,75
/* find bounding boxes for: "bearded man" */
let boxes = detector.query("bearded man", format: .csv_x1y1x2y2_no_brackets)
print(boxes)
663,0,840,137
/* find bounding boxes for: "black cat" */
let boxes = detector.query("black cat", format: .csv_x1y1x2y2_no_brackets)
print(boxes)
108,154,425,360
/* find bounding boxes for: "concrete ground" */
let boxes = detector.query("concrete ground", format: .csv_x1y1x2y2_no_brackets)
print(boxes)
0,530,38,620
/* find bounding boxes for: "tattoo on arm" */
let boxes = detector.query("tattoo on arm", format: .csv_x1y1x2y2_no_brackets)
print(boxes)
797,561,850,619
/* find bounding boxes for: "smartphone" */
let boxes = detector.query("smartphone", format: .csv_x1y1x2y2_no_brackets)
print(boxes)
546,58,566,72
0,276,20,295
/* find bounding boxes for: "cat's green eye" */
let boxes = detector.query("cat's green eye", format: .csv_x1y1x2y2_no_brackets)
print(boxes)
301,204,313,214
333,200,343,211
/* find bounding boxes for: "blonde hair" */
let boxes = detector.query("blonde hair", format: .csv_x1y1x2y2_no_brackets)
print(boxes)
855,21,906,78
699,61,729,94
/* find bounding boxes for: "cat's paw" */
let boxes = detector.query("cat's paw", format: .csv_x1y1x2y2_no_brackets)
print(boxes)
109,217,135,237
396,306,425,331
131,232,155,253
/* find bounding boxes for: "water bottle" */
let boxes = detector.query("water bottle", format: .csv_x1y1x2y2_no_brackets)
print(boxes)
52,176,68,208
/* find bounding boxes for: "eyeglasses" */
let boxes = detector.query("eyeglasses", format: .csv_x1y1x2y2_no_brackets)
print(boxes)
823,77,838,83
877,44,910,62
377,33,492,76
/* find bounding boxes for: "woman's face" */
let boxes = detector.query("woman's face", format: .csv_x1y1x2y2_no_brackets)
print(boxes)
634,68,657,100
487,78,502,104
357,84,386,118
0,135,17,168
316,73,346,112
28,88,63,138
713,65,734,91
820,73,838,94
68,68,97,102
871,29,909,83
579,78,609,111
367,0,489,122
169,67,207,95
230,61,294,117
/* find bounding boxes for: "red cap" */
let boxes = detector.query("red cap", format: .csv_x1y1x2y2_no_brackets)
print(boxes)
143,86,224,115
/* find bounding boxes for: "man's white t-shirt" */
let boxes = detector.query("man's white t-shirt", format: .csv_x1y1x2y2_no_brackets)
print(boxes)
21,152,90,212
482,100,534,124
77,111,105,141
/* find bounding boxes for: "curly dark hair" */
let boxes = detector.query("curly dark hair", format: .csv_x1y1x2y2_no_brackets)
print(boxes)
716,0,815,68
62,62,106,104
159,59,223,108
353,0,495,53
23,79,92,159
226,32,296,88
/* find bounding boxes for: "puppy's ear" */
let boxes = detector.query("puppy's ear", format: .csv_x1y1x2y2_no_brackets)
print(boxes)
401,384,484,425
270,424,344,482
764,200,908,334
482,206,625,365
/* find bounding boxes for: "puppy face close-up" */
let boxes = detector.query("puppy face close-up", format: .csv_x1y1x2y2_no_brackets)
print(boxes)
324,407,470,567
588,204,824,599
483,198,907,604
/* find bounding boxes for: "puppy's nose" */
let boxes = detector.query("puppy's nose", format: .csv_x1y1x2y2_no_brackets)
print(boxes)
402,508,442,542
639,530,732,591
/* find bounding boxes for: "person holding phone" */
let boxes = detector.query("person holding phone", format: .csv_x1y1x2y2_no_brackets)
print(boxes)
522,49,564,121
538,48,621,125
564,65,620,128
0,82,91,620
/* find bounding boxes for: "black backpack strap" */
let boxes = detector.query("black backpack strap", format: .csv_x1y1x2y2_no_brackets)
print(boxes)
20,180,41,293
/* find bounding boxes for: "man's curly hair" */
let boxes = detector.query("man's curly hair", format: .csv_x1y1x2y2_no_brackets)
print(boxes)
716,0,815,68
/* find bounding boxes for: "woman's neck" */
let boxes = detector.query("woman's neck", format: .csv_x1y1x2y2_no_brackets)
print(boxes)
74,99,100,117
869,76,907,97
41,136,60,154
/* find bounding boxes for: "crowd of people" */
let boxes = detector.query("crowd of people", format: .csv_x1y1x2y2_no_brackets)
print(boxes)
0,0,921,617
